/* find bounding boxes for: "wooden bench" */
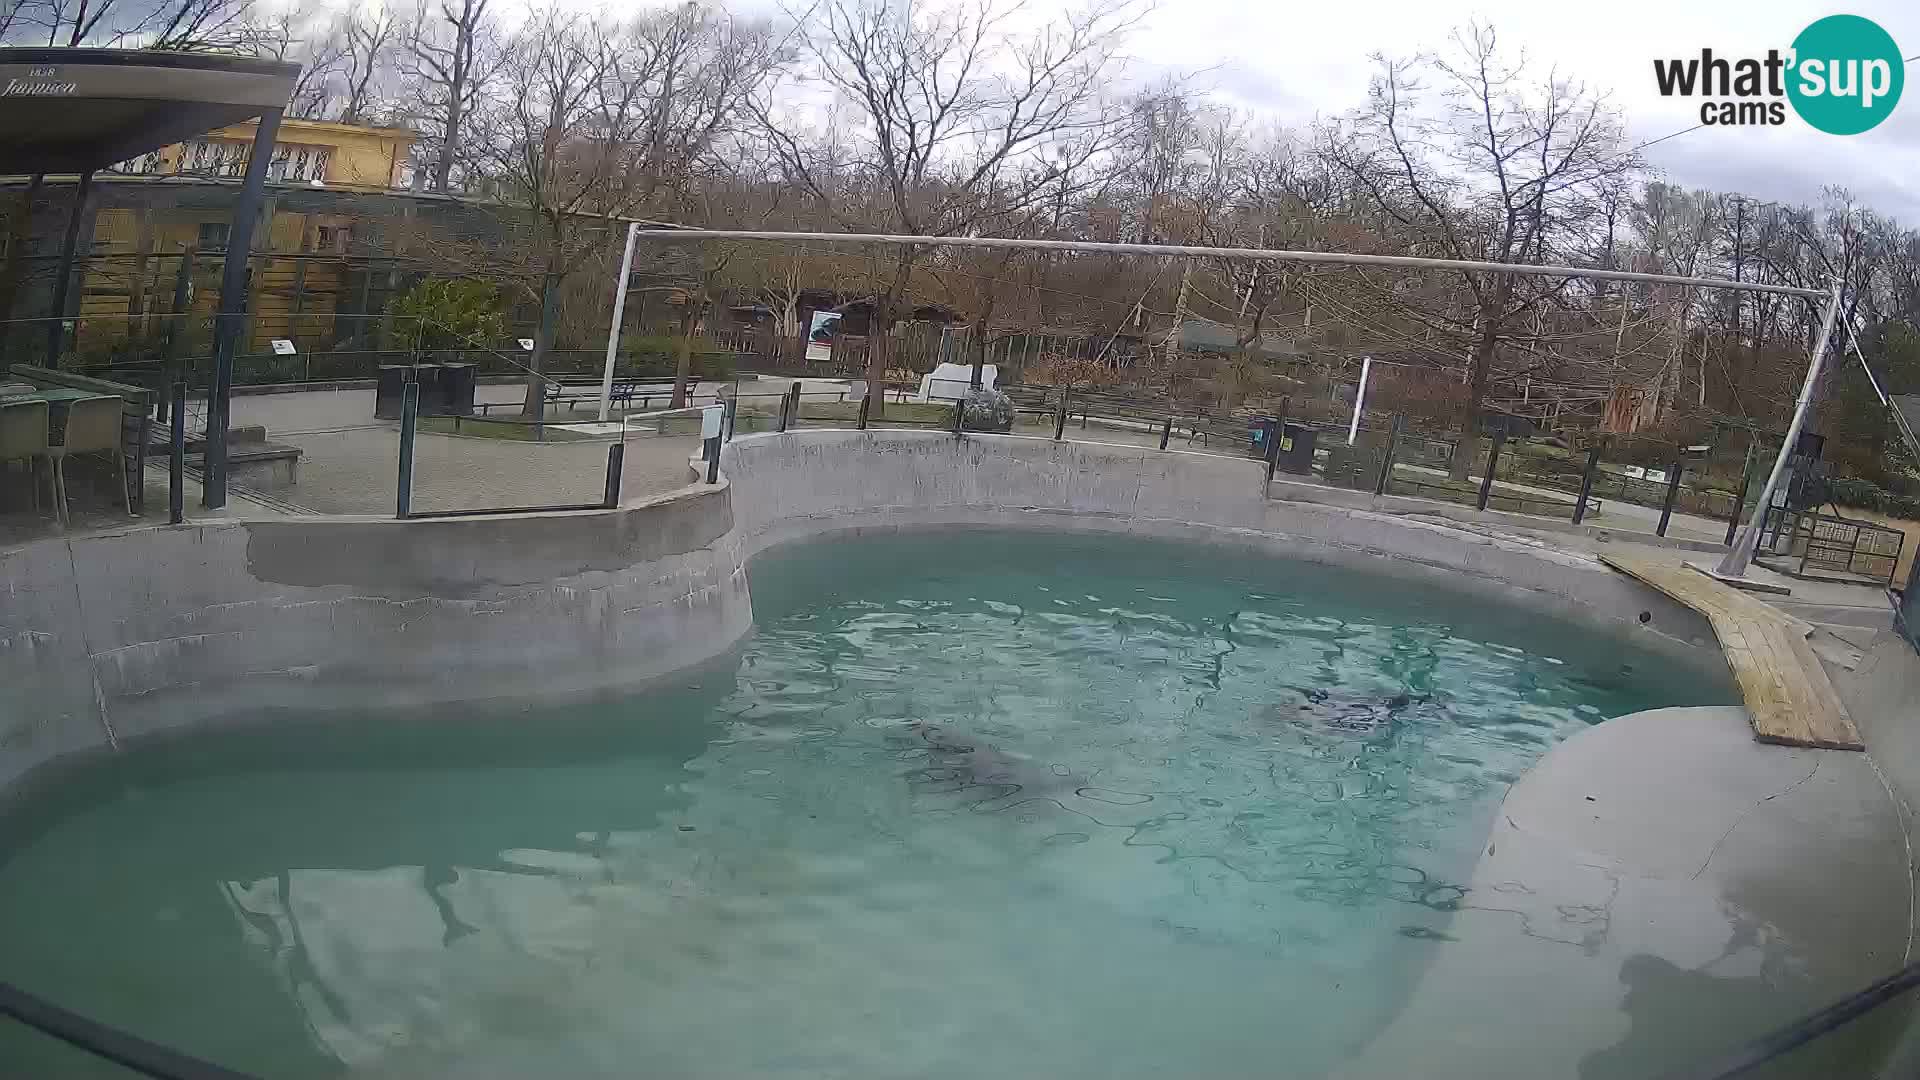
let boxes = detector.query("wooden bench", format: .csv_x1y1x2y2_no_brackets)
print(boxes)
10,365,154,513
475,379,698,416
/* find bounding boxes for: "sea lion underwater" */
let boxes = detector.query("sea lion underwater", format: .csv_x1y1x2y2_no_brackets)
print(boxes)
1267,686,1434,737
896,719,1091,809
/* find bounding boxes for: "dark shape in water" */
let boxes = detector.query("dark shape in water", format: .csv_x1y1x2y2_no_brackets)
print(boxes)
901,720,1092,809
1269,686,1431,737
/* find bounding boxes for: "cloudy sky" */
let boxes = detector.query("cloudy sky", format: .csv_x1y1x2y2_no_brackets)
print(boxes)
1121,0,1920,221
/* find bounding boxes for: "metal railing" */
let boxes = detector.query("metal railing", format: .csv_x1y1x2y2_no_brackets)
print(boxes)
1756,507,1906,585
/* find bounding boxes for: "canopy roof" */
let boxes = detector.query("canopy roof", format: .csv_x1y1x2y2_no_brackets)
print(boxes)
0,48,300,174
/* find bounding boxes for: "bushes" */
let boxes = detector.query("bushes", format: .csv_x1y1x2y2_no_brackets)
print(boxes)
619,336,735,381
1828,475,1920,519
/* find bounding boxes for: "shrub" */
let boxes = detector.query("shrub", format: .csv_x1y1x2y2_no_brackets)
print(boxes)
1828,475,1920,519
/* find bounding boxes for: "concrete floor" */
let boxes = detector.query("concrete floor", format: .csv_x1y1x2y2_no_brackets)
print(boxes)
1340,703,1916,1079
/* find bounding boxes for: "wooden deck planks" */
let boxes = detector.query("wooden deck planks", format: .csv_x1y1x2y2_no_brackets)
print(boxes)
1599,553,1862,750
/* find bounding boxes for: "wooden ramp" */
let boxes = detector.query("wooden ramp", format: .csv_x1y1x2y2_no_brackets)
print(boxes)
1600,554,1862,750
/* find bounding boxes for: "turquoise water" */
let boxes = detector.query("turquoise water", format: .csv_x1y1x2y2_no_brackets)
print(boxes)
0,531,1733,1078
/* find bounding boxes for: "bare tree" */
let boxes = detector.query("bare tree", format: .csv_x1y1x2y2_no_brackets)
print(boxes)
1326,23,1641,476
758,0,1142,415
247,1,345,117
399,0,502,192
441,3,786,414
339,3,397,124
17,0,251,48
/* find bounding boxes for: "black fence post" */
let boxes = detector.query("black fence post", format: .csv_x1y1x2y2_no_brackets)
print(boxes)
1475,423,1506,512
856,392,870,430
952,396,966,437
1572,445,1602,525
167,378,186,525
1264,396,1290,488
1159,415,1173,450
1053,389,1069,440
1657,454,1684,537
1726,439,1758,546
704,434,721,484
722,396,738,442
1374,414,1404,496
602,442,624,508
395,380,418,518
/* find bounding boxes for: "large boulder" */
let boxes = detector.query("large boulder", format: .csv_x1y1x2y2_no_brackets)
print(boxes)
961,387,1015,433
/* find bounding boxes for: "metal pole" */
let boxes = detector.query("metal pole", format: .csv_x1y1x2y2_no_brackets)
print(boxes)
1265,395,1290,487
1374,414,1405,496
1726,439,1758,546
1572,445,1602,525
856,393,870,430
395,380,418,518
630,230,1827,299
722,395,738,442
597,221,640,422
952,395,966,437
1657,455,1684,537
204,107,283,509
602,442,624,508
1347,355,1371,445
1159,415,1173,450
46,169,93,367
1476,423,1507,512
168,379,186,525
1717,280,1843,578
703,434,721,483
1053,389,1069,440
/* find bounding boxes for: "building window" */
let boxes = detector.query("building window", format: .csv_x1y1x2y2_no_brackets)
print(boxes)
198,222,230,251
268,145,333,184
180,139,249,178
315,225,350,254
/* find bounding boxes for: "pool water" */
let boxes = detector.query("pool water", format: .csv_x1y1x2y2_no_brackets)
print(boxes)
0,532,1733,1077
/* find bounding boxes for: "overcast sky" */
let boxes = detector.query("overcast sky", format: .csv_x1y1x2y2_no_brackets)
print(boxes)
1118,0,1920,222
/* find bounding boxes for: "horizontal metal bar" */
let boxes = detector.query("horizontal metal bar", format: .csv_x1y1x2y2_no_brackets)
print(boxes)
633,230,1826,300
401,503,614,519
0,981,255,1080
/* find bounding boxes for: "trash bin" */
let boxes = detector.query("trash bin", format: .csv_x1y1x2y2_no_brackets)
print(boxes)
1275,422,1318,475
439,362,477,417
411,364,446,415
374,365,409,420
1248,416,1279,458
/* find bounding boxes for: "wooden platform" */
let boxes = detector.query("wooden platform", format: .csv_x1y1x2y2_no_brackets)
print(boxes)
1600,554,1862,750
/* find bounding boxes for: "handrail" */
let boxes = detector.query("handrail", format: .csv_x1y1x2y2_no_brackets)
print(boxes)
1663,958,1920,1079
0,980,255,1080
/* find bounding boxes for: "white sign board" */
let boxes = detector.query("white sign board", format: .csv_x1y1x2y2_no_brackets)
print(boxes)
1643,468,1669,486
519,338,536,352
805,311,840,363
270,338,297,355
701,405,724,439
1622,466,1645,480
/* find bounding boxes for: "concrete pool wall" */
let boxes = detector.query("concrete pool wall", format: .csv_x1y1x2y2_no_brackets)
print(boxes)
0,484,751,794
2,425,1918,1075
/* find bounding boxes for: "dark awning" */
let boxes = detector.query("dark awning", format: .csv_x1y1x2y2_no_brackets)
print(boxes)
0,48,299,174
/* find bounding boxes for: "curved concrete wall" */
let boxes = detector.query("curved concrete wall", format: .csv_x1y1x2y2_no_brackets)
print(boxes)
722,430,1724,672
0,485,751,794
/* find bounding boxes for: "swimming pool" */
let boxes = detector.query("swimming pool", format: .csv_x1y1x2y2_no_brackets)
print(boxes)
0,530,1733,1077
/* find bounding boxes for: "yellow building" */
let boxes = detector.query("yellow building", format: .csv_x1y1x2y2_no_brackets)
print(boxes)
69,119,420,356
117,116,416,190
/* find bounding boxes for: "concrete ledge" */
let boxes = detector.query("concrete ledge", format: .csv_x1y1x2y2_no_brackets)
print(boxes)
0,482,751,795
